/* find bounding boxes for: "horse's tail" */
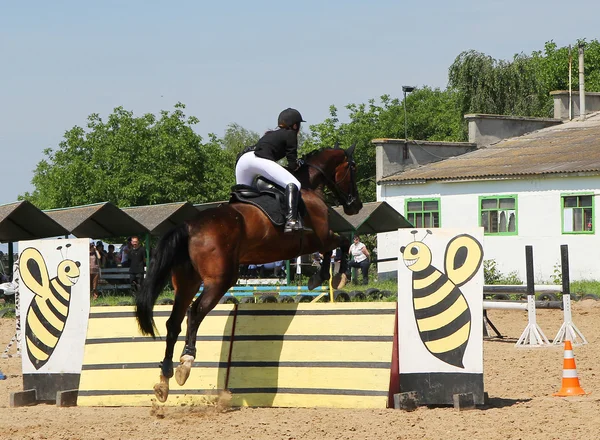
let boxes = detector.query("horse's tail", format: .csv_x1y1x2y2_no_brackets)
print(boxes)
135,222,190,338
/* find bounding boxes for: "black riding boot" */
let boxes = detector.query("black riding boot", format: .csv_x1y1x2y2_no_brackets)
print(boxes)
284,183,302,233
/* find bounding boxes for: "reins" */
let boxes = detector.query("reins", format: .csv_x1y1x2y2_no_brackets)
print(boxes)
301,152,358,208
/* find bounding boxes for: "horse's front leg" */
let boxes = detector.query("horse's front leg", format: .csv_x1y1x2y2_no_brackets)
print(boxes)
307,250,333,290
331,236,351,289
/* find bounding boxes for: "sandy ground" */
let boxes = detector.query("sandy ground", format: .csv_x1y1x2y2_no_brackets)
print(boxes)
2,301,600,440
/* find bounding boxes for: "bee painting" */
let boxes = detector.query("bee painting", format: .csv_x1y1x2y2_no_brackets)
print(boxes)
400,230,483,368
20,245,81,369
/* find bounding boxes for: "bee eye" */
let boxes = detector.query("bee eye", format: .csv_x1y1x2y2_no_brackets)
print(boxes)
65,266,71,273
411,247,418,256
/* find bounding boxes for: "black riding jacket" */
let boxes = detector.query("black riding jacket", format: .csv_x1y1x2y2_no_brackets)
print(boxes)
253,128,298,168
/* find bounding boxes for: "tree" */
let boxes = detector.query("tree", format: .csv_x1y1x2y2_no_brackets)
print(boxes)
23,103,234,209
448,39,600,118
222,123,260,159
303,89,464,202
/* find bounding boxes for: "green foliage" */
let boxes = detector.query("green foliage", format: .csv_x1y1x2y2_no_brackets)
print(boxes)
483,259,523,285
304,90,465,201
550,261,563,285
221,122,260,159
571,280,600,296
449,39,600,118
23,103,235,209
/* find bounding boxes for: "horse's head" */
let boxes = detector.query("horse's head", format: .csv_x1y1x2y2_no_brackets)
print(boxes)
302,143,363,215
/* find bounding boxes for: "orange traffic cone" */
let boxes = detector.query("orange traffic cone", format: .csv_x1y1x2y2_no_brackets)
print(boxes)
553,340,588,397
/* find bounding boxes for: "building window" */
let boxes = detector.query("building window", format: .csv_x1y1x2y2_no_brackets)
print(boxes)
562,193,594,234
479,195,517,235
406,198,440,228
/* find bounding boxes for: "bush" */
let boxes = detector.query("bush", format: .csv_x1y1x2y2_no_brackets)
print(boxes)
484,259,522,285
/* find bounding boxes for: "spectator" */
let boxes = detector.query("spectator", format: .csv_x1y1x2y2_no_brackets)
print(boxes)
120,237,132,268
105,244,119,268
128,236,146,295
90,243,101,299
347,235,370,285
0,255,19,299
95,241,107,268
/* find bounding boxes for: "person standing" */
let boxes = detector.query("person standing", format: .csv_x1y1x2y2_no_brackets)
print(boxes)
128,236,146,295
120,237,132,268
89,243,101,299
347,235,370,285
105,244,119,268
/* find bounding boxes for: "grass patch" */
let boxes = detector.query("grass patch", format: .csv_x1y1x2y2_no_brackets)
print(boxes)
570,280,600,297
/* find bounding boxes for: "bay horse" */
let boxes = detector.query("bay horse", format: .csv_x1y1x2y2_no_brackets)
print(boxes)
135,143,363,402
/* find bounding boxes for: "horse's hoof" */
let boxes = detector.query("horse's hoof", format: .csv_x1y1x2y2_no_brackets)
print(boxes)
154,382,169,403
332,273,347,289
175,363,191,386
307,274,322,290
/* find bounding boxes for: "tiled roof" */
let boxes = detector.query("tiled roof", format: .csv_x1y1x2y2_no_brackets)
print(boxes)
380,112,600,184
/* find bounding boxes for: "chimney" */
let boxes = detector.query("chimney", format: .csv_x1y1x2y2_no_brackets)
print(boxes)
579,43,586,120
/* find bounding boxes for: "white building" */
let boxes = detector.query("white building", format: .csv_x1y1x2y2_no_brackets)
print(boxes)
375,92,600,283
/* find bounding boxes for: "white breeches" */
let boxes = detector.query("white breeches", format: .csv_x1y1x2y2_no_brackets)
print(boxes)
235,152,301,190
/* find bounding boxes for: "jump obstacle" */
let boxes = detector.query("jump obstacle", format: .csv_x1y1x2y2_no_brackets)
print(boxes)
482,245,587,347
77,303,398,409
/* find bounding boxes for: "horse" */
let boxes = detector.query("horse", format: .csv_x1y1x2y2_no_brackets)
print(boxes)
135,143,363,402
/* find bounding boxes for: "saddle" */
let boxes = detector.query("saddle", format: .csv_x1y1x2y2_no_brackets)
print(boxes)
229,177,306,226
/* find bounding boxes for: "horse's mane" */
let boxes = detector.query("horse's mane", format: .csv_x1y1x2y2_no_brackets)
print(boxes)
301,147,343,162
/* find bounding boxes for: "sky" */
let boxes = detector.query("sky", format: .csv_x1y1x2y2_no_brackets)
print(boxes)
1,0,600,207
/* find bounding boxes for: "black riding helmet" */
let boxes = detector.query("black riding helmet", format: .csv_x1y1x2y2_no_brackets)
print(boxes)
278,108,305,129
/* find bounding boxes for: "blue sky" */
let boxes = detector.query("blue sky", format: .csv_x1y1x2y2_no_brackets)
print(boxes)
1,0,599,207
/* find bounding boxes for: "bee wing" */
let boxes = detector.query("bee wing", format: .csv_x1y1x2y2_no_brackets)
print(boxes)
444,234,483,287
19,247,51,300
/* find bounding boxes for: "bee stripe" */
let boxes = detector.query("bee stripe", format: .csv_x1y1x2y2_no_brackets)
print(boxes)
25,324,54,358
413,284,462,320
424,321,470,354
47,293,69,317
46,298,68,327
416,295,468,332
413,277,448,299
51,279,71,304
33,298,66,332
413,278,455,310
412,265,436,280
412,270,442,290
26,335,51,362
418,308,471,342
29,301,62,343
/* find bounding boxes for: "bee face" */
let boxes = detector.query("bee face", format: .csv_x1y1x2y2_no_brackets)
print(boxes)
57,259,81,287
401,242,432,272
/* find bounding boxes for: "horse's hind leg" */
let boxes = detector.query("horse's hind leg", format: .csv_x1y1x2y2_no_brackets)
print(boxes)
175,270,237,387
154,267,201,402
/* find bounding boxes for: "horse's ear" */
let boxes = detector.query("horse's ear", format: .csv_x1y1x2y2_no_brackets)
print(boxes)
333,141,340,149
346,143,356,157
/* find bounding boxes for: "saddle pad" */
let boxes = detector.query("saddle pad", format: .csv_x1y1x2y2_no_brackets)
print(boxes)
229,192,286,225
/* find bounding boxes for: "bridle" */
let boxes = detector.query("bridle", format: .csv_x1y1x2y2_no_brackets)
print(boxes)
302,150,358,208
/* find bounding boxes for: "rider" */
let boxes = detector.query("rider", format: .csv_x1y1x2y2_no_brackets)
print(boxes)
235,108,305,233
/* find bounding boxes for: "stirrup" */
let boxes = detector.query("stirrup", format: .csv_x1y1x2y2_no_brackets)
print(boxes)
284,219,302,233
284,219,312,233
